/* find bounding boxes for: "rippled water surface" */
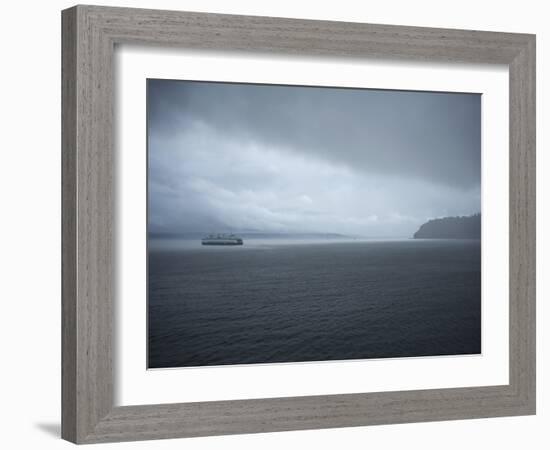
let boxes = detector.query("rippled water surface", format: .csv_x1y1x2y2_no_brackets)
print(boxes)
148,239,481,368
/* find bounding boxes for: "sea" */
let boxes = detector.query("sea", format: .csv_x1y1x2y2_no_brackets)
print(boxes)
148,238,481,368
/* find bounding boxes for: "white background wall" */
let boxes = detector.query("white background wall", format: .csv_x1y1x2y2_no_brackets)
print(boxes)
0,0,546,448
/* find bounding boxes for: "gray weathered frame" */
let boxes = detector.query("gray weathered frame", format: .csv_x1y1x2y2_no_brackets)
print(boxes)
62,5,536,444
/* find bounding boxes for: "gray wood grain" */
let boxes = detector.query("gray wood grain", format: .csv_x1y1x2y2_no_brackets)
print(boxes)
61,4,536,444
61,7,77,443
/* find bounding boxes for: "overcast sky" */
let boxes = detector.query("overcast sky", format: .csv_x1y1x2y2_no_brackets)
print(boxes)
147,79,481,238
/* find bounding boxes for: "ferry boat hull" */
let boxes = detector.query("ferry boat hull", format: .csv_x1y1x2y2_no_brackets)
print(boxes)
201,234,243,246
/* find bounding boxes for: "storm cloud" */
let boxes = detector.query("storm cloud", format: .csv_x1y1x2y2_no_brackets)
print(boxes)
148,79,481,237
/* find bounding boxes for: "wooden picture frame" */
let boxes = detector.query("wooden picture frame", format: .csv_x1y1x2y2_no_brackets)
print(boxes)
62,5,536,444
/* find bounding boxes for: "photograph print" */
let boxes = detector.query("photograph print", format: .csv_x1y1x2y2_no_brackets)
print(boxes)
147,79,482,369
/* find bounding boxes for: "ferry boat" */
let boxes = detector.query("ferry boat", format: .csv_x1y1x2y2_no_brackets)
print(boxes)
201,234,244,246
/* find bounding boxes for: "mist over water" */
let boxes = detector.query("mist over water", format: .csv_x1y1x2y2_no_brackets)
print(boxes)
148,236,402,251
148,239,481,368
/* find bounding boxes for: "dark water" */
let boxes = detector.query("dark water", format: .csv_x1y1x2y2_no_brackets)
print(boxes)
148,239,481,368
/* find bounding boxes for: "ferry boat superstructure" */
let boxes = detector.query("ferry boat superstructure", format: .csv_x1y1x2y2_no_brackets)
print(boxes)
201,233,244,246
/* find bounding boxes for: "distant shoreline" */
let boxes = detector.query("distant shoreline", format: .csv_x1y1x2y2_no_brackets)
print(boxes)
413,214,481,239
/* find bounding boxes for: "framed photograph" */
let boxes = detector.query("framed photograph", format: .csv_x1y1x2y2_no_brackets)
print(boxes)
62,5,536,444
